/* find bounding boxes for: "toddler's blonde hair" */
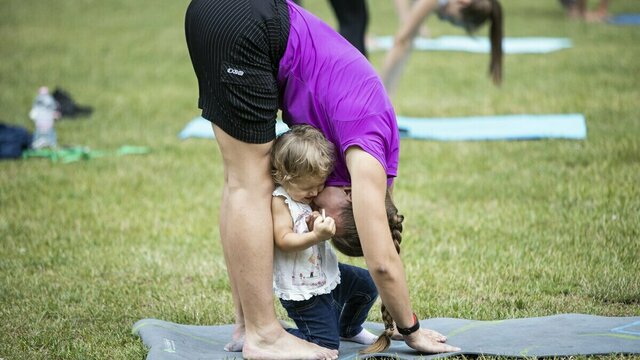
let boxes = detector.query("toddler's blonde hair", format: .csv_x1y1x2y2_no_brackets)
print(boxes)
271,125,334,186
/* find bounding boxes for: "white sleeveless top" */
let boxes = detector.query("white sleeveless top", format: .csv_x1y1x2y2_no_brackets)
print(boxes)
272,186,340,301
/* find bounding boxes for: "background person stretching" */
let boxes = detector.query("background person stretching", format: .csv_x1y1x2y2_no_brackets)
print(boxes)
381,0,504,97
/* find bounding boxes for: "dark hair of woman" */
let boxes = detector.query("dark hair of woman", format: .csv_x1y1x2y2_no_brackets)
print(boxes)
461,0,504,84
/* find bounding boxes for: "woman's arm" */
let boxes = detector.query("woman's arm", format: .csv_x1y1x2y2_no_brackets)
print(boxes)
345,148,414,325
345,147,460,353
381,0,438,97
272,196,336,252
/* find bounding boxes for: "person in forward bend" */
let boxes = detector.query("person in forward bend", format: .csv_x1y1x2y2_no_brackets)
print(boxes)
185,0,461,357
381,0,504,98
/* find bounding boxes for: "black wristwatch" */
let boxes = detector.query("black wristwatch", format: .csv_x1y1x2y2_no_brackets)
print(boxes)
397,312,420,336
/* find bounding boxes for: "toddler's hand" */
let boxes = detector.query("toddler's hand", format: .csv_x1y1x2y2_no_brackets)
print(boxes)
306,212,319,230
312,212,336,240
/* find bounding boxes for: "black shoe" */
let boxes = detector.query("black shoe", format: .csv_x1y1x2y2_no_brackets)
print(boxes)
53,87,94,119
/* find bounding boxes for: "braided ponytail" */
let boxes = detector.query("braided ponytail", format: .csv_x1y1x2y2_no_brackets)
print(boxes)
360,193,404,354
361,304,394,353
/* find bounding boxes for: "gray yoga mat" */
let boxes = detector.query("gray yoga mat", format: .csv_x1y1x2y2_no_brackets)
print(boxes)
133,313,640,359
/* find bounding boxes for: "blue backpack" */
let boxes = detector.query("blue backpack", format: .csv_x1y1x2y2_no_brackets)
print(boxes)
0,123,32,159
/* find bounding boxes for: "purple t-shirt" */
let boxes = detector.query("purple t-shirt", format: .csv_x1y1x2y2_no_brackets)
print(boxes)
277,1,400,187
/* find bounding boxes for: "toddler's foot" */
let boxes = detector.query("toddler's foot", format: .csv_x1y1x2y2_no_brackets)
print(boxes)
341,328,379,345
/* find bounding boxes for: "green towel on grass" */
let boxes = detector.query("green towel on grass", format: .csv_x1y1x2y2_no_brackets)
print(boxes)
23,145,150,163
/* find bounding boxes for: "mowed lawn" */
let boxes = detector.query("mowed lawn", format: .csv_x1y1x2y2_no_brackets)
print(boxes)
0,0,638,359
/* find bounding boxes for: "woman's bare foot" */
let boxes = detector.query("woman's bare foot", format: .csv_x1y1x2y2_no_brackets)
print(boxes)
242,323,338,359
224,338,244,352
224,323,245,352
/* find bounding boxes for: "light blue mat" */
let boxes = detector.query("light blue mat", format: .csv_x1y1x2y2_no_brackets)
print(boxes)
369,35,573,54
608,13,640,25
133,314,640,359
180,113,587,141
396,113,587,141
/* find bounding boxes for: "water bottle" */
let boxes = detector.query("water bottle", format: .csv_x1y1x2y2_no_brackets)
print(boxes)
29,86,60,149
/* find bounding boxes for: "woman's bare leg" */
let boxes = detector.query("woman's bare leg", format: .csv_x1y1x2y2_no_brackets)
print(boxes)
381,0,438,97
223,246,244,352
393,0,430,37
213,125,337,360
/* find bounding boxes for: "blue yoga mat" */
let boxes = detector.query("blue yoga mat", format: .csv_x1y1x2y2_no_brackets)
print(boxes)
180,114,587,142
369,35,573,54
396,113,587,141
608,13,640,25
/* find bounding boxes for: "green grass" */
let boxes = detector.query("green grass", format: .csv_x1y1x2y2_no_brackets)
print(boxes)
1,0,639,358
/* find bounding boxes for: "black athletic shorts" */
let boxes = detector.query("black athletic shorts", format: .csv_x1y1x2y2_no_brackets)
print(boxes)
185,0,289,144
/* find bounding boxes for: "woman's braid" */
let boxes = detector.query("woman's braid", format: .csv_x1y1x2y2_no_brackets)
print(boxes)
391,212,404,254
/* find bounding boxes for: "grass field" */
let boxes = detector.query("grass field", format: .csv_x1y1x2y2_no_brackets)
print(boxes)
1,0,639,358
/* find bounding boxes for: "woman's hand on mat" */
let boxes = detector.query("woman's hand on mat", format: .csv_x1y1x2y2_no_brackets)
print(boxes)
424,327,447,342
390,321,447,341
403,328,461,354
